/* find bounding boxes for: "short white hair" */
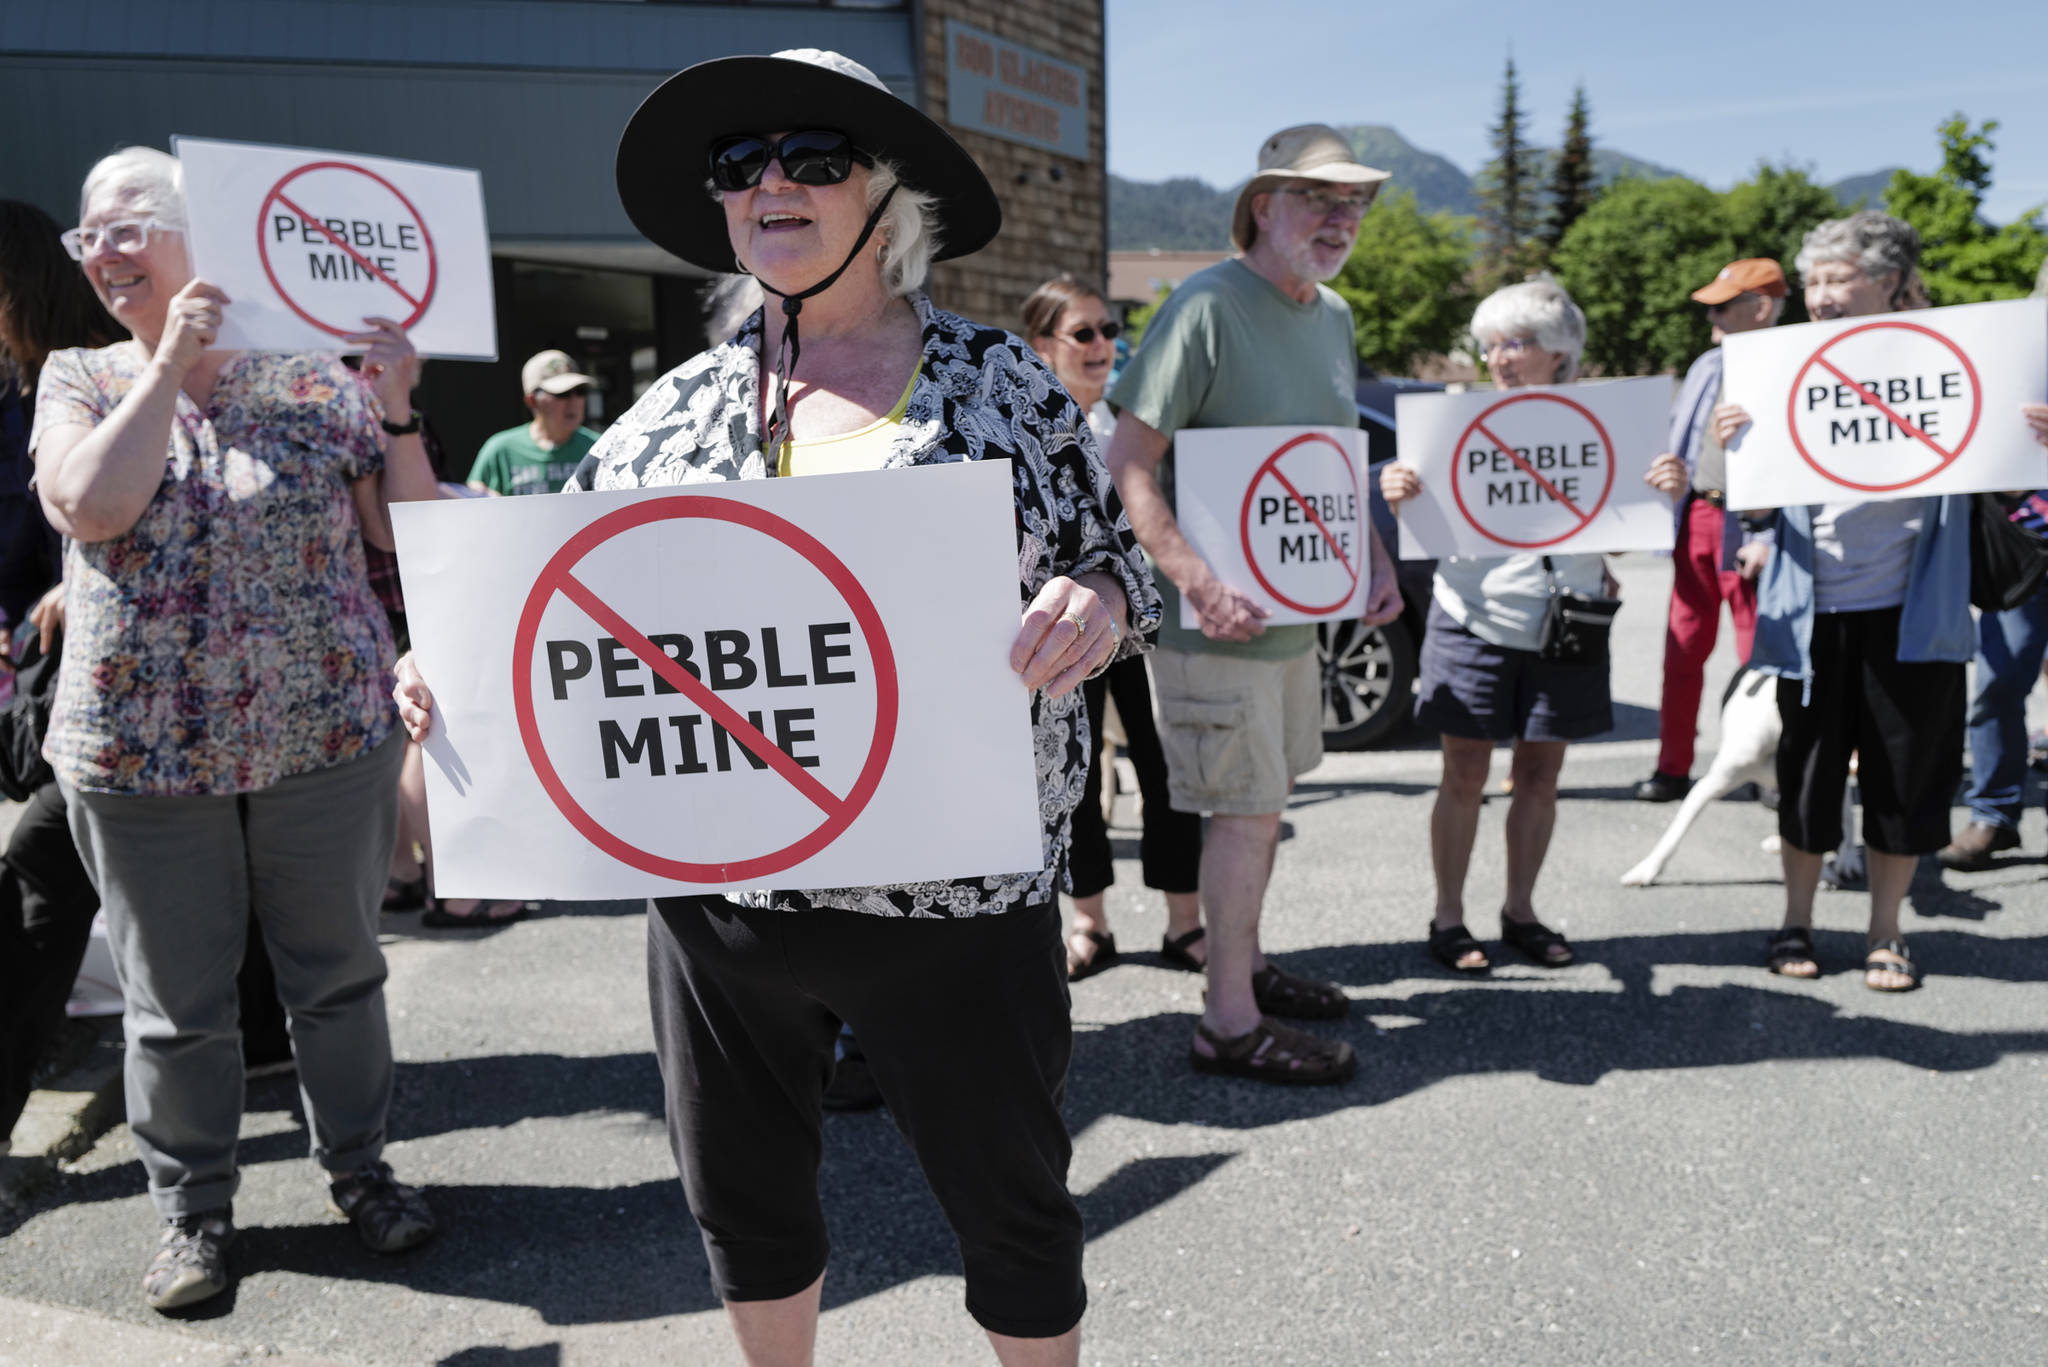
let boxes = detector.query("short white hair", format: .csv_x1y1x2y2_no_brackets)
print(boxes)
1795,211,1924,309
80,146,185,228
1471,275,1586,380
708,155,942,299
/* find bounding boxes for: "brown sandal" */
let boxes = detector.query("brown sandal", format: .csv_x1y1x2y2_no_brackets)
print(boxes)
1251,963,1350,1019
1190,1017,1356,1086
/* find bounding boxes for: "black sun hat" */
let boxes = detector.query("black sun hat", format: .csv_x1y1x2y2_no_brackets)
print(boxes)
616,48,1002,275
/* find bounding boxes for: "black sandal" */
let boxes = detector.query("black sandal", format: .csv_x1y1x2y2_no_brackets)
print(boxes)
1066,929,1119,982
1863,938,1921,993
381,874,427,913
1426,922,1491,974
1251,964,1350,1020
1500,915,1574,967
1766,925,1819,977
1159,925,1207,973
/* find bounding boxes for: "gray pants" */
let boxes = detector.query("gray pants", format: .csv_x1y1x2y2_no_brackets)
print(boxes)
61,731,404,1218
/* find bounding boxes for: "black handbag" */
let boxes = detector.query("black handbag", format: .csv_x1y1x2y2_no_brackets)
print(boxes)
0,622,59,802
1969,492,2048,612
1536,556,1621,664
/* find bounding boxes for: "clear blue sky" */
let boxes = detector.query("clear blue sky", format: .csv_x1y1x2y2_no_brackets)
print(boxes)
1106,0,2048,224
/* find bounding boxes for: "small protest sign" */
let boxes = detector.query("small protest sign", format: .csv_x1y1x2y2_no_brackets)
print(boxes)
1172,425,1372,628
392,461,1043,899
1392,377,1674,559
1722,298,2047,506
174,136,496,360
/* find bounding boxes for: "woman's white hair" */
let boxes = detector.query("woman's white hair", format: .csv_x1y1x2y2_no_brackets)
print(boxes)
708,154,942,299
79,146,185,228
1795,210,1925,309
866,157,941,298
1471,275,1586,381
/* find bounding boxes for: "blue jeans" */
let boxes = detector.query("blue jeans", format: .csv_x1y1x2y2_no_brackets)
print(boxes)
1965,591,2048,828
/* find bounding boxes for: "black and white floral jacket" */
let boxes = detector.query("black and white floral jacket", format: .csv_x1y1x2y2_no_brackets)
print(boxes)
568,291,1161,918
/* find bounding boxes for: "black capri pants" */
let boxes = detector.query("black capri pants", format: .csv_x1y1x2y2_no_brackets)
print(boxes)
1776,606,1966,857
1070,655,1202,899
646,895,1085,1339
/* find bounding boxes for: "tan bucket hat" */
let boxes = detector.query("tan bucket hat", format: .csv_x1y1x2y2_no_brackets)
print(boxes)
1231,124,1391,251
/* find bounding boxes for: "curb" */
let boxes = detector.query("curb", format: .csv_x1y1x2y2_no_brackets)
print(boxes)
0,1017,124,1211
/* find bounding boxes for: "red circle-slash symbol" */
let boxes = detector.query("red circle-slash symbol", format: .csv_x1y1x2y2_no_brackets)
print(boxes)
1785,321,1982,493
1236,432,1364,615
1448,392,1617,550
255,161,438,337
511,495,898,884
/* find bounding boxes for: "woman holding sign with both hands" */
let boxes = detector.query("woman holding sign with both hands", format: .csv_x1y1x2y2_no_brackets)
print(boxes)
1713,210,2048,991
29,147,443,1311
1381,277,1689,974
396,49,1155,1366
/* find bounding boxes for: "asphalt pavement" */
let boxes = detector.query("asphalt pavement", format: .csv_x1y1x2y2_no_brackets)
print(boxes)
3,552,2046,1366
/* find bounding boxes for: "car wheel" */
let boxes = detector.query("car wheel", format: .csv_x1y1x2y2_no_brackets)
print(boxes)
1318,616,1418,750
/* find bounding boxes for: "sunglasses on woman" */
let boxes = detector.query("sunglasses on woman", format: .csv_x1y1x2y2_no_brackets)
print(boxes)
708,130,873,192
1062,322,1121,345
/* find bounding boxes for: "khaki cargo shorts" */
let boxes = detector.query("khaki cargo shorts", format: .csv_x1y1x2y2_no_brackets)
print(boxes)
1149,645,1323,817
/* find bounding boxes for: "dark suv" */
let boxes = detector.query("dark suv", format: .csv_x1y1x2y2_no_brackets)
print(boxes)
1316,369,1444,749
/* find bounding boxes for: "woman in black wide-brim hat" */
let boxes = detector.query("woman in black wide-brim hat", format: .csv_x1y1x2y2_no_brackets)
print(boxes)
395,47,1157,1365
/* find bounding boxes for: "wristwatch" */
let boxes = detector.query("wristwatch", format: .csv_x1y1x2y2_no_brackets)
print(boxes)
380,410,422,437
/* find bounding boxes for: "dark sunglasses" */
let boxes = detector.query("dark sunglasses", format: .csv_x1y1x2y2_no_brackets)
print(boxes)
708,130,873,192
1062,322,1121,345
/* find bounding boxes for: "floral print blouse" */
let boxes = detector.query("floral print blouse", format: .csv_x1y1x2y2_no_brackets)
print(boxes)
572,291,1162,918
31,346,396,796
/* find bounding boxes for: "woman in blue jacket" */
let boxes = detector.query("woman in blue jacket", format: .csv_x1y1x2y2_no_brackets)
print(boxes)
1718,211,2048,991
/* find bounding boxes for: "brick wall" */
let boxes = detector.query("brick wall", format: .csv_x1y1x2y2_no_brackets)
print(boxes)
918,0,1106,335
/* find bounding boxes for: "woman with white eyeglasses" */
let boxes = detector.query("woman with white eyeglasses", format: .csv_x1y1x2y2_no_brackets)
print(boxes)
1382,277,1687,974
30,146,443,1311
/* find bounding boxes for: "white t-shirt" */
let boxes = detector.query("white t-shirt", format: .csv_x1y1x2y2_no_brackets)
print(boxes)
1811,500,1920,613
1433,552,1607,652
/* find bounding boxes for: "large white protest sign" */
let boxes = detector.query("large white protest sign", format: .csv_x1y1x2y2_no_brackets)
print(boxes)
174,136,496,360
391,462,1043,899
1391,377,1675,558
1722,298,2048,506
1173,426,1372,628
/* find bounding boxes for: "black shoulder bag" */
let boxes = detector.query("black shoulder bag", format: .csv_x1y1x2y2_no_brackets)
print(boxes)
1969,492,2048,612
0,622,59,801
1536,556,1622,664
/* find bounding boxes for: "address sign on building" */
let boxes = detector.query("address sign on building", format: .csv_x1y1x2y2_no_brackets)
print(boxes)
944,21,1089,161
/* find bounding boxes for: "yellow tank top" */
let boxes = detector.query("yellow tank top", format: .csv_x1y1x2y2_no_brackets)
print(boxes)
777,366,919,478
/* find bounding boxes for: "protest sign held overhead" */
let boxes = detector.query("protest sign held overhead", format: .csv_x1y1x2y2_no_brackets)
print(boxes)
1172,426,1373,628
1392,378,1674,559
174,136,496,360
1722,298,2048,506
392,461,1043,899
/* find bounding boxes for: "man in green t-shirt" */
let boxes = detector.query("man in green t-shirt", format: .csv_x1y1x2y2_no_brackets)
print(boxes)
1106,123,1401,1087
467,350,601,497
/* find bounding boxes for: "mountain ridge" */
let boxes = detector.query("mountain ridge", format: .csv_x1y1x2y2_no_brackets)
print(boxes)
1109,124,1896,250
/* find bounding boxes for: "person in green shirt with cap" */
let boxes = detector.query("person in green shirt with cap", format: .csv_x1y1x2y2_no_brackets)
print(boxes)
1106,122,1402,1087
466,349,600,496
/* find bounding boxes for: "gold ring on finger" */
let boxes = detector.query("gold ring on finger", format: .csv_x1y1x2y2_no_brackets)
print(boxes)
1063,612,1088,634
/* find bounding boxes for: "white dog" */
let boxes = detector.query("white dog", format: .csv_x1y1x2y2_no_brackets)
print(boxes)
1621,668,1865,888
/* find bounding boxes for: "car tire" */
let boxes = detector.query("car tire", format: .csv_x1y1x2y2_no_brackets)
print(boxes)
1318,616,1419,750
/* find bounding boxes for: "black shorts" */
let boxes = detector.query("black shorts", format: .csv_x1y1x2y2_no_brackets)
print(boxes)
1776,606,1965,856
645,896,1085,1340
1414,602,1614,743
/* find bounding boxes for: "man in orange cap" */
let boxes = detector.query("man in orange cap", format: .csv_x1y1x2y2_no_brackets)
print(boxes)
1634,258,1787,803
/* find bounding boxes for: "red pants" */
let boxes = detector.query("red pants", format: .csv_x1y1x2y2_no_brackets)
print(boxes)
1657,497,1757,776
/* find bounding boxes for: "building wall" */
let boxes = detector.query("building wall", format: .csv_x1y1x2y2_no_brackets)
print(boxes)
918,0,1107,334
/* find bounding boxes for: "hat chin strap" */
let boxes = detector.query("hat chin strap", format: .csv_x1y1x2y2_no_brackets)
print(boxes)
756,183,900,457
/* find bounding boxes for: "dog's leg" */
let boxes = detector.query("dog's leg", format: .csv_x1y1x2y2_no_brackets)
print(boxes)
1822,773,1867,890
1623,673,1781,887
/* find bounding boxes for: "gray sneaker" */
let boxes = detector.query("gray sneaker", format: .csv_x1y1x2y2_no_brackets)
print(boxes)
143,1207,235,1311
327,1161,437,1253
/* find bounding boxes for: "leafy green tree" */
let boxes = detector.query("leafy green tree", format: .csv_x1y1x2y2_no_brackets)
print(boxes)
1122,282,1173,349
1720,161,1841,325
1473,56,1537,289
1885,116,2048,304
1541,85,1597,253
1331,191,1478,376
1550,176,1734,375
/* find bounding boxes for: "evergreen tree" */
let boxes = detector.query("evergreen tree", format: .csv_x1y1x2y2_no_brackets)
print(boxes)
1885,116,2047,304
1543,85,1596,252
1474,56,1535,288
